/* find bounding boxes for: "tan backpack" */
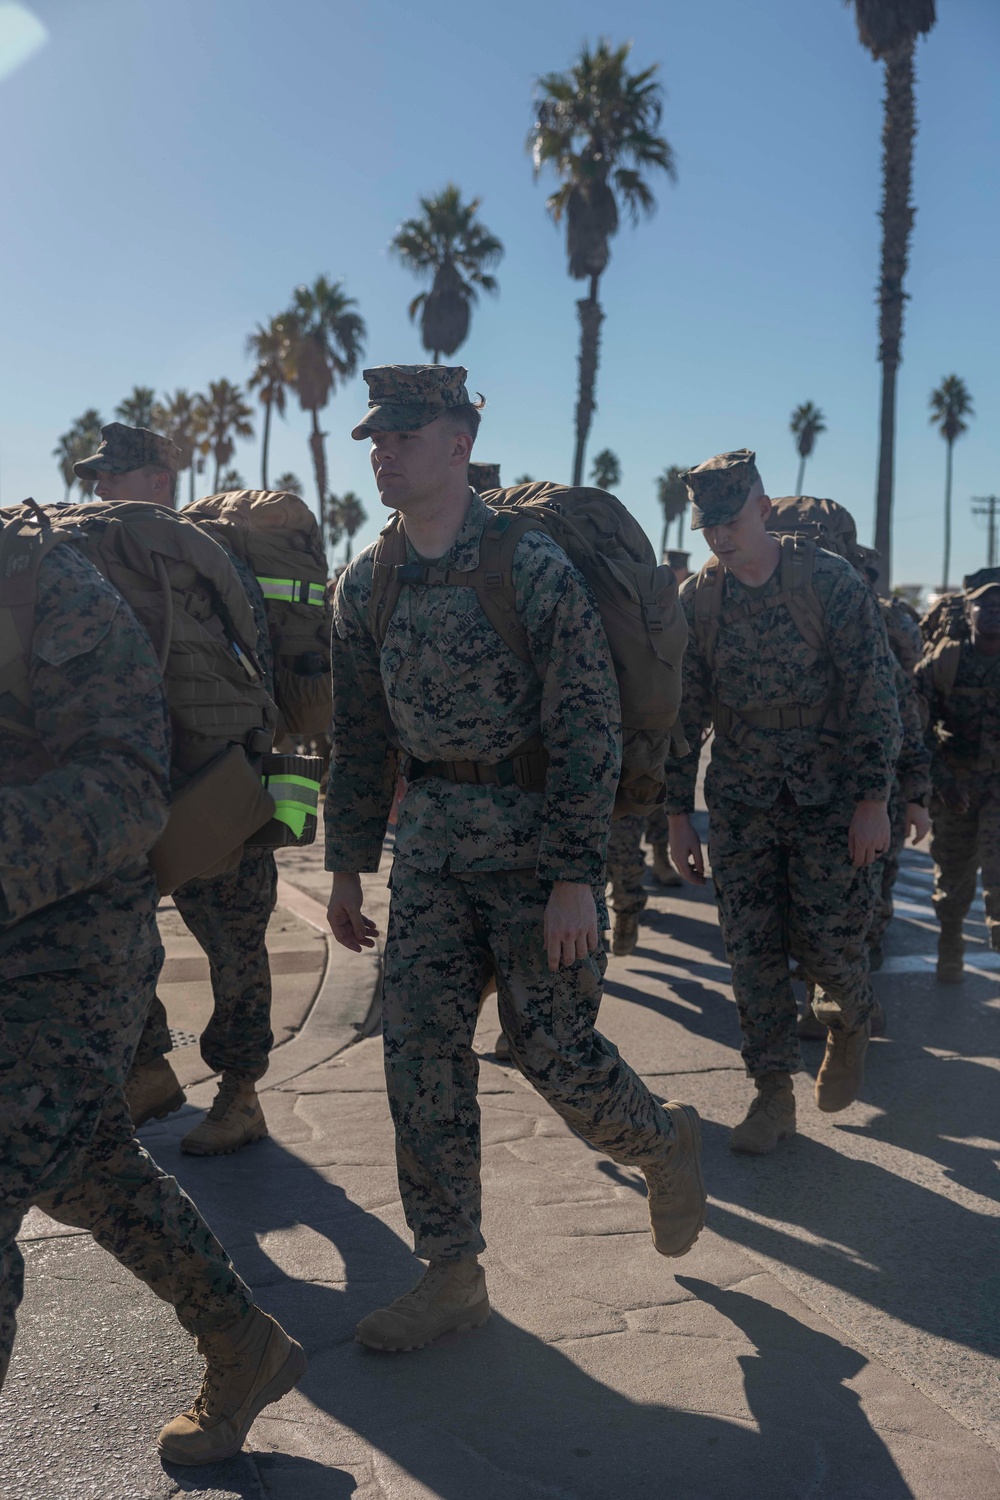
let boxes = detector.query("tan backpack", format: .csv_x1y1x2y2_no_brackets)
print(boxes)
367,481,687,817
184,490,331,737
765,494,868,573
40,500,280,890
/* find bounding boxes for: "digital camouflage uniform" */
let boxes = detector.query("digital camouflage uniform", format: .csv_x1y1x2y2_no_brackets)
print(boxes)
328,462,674,1261
865,595,928,954
915,639,1000,946
605,802,674,921
664,452,902,1078
133,550,278,1083
0,544,251,1383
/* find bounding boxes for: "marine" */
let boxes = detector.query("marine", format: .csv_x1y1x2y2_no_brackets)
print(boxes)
326,365,706,1352
915,568,1000,981
664,451,902,1153
73,423,279,1155
0,508,303,1462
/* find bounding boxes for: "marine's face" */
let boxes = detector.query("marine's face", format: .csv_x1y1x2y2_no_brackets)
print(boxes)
368,416,465,510
970,589,1000,639
702,488,772,571
93,465,170,506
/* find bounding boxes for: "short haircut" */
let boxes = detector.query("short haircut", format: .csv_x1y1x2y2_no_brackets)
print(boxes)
147,464,178,502
443,395,485,444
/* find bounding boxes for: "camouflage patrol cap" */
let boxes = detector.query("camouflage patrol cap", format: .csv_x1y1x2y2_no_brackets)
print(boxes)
73,422,182,480
963,566,1000,599
468,461,501,491
684,449,761,530
351,364,476,440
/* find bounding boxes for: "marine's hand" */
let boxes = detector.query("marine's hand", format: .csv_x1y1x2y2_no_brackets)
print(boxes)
905,802,931,845
544,881,599,972
848,799,891,868
668,813,706,886
328,871,378,951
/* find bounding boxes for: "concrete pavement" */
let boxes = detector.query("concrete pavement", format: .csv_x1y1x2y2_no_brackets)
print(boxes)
2,829,998,1499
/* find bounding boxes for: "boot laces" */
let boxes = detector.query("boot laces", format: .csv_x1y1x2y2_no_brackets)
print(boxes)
192,1333,243,1420
207,1073,243,1121
393,1262,470,1312
749,1080,790,1119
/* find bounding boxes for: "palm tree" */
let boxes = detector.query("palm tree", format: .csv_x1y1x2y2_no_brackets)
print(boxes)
335,491,367,564
115,386,157,429
656,465,689,558
846,0,937,581
390,184,503,364
273,471,304,497
930,375,974,591
529,40,675,486
53,409,104,500
590,448,621,491
286,277,366,548
152,389,205,507
790,401,827,496
246,316,294,489
219,466,246,491
196,379,255,491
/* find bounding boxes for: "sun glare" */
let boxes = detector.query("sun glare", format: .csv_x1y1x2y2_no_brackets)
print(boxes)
0,2,47,84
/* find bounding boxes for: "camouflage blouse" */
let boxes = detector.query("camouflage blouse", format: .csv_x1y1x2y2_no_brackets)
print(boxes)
325,492,621,884
664,548,902,812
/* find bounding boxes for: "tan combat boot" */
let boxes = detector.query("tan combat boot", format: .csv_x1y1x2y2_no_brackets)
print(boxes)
157,1306,305,1465
797,984,826,1041
125,1056,185,1129
612,911,640,957
650,844,682,887
815,1023,869,1113
730,1073,795,1154
936,926,964,984
642,1103,706,1256
356,1258,490,1352
181,1074,268,1156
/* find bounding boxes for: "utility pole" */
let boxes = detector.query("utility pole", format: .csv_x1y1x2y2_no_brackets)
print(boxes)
972,496,999,569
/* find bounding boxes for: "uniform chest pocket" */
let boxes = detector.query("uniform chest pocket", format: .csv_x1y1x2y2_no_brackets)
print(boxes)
434,605,508,679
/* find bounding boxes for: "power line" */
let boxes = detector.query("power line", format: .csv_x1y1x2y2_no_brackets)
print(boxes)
971,496,999,569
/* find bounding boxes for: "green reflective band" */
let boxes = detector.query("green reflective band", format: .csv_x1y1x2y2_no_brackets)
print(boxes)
262,772,321,839
257,576,326,608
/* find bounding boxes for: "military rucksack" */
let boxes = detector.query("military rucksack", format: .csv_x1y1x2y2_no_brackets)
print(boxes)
764,494,869,575
184,490,331,737
367,481,688,817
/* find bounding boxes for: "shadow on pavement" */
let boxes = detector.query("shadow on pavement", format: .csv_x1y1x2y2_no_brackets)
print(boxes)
162,1133,914,1500
703,1116,1000,1371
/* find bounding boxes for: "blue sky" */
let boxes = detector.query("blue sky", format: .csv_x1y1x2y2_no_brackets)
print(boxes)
1,0,997,587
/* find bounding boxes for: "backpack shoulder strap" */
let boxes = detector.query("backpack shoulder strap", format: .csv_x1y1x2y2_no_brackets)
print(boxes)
930,638,962,698
471,510,541,665
368,514,409,650
692,557,726,672
779,534,827,653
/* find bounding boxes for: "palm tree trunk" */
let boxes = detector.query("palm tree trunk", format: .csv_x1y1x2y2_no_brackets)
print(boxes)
659,513,668,561
308,408,329,549
261,398,273,490
795,452,806,497
572,274,604,487
942,437,954,591
213,449,221,490
676,509,686,548
433,351,441,366
872,36,918,586
188,464,195,507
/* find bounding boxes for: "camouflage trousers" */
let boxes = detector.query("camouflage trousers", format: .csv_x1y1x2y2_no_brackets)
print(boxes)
605,807,672,917
606,814,649,918
709,798,877,1077
930,781,1000,941
0,959,252,1388
868,792,907,950
135,848,278,1081
382,860,673,1261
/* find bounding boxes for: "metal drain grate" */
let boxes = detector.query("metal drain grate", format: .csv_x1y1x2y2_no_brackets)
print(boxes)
168,1027,199,1048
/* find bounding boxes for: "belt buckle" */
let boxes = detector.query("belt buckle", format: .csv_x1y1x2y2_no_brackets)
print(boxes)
495,760,516,788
